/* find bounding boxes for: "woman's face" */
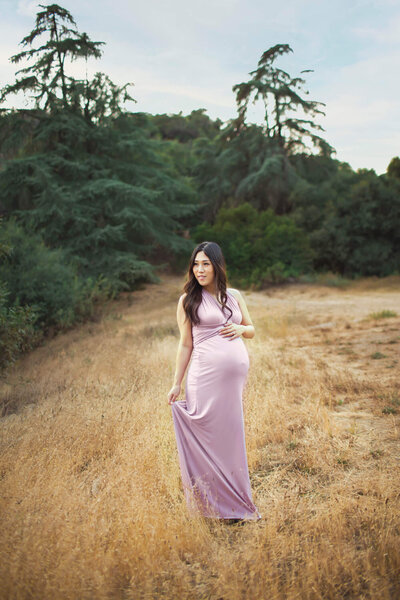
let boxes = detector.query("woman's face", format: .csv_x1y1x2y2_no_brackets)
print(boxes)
192,250,215,286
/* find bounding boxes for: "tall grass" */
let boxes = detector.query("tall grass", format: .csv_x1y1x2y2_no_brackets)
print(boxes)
0,279,399,599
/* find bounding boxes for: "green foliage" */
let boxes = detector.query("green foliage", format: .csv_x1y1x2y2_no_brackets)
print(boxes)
0,216,111,374
371,352,387,360
289,153,340,185
232,44,333,155
369,310,397,319
194,123,299,219
193,203,313,287
0,109,197,291
387,156,400,179
0,3,136,125
150,109,221,143
191,44,335,220
289,159,400,277
310,171,400,276
0,281,37,374
0,218,108,331
300,273,351,288
0,2,198,362
0,221,37,373
0,4,104,113
289,162,357,234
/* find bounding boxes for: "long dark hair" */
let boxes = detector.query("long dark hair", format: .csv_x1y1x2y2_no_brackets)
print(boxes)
182,241,233,325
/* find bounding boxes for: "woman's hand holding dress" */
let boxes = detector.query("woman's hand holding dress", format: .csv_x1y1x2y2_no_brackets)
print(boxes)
168,384,181,405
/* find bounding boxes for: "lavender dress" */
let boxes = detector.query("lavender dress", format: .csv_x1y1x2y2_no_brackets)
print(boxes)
171,288,261,520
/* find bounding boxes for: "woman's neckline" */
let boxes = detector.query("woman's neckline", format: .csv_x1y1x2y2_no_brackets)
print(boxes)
203,287,229,307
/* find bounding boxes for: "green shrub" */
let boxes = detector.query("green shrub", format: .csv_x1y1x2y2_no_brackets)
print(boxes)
193,203,313,287
0,281,38,373
310,172,400,276
369,310,397,319
0,228,39,373
0,218,109,332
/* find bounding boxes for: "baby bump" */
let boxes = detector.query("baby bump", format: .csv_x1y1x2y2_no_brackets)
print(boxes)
185,334,249,418
190,334,249,383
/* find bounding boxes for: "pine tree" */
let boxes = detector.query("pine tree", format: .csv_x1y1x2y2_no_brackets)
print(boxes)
387,156,400,180
233,44,333,155
1,4,103,112
0,4,197,292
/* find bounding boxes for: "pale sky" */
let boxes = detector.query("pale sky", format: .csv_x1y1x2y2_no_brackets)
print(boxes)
1,0,399,174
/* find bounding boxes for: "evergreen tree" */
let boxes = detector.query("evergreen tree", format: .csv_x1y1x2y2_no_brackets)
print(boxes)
193,121,299,218
233,44,333,155
1,4,103,111
0,109,197,291
387,156,400,180
193,45,335,219
227,44,335,214
0,3,135,124
0,4,197,293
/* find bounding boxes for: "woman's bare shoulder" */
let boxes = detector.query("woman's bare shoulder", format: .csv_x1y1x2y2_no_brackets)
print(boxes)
227,287,242,300
178,292,187,306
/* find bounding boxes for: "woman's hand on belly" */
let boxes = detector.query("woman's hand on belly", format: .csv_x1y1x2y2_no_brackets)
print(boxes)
219,322,246,340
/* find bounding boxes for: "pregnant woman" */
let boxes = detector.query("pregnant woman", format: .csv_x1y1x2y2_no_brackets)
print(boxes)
168,241,261,522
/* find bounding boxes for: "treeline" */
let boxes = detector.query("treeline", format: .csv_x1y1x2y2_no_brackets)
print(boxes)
1,4,399,372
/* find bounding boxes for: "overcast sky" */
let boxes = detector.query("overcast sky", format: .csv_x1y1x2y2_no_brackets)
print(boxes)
1,0,399,174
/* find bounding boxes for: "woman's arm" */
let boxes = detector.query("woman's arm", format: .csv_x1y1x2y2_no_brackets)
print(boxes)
235,289,255,339
167,294,193,404
219,288,255,340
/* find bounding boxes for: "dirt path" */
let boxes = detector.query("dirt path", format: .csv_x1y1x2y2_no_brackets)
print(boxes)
244,281,399,462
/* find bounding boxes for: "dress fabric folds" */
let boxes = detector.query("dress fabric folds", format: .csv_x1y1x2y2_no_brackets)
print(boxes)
171,288,261,520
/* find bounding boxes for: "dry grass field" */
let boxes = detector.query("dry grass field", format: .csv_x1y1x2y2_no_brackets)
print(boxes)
1,275,399,600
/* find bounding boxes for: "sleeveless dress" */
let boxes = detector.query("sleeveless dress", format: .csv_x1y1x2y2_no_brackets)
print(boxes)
171,288,261,521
